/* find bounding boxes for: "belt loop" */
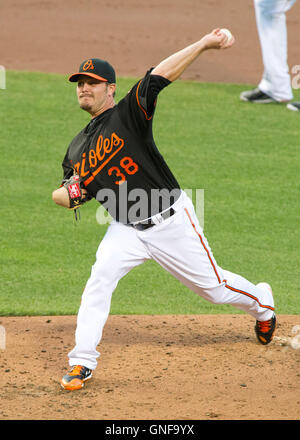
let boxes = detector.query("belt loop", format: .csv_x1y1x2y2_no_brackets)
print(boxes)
151,214,163,225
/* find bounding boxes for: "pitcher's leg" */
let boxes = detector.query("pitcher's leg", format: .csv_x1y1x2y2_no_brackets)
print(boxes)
220,270,274,321
68,222,150,370
142,193,274,321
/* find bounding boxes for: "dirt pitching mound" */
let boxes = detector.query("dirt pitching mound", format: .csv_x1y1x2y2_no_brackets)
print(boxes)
0,315,299,420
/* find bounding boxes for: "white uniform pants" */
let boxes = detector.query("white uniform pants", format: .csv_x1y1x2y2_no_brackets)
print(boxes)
254,0,296,101
68,192,274,370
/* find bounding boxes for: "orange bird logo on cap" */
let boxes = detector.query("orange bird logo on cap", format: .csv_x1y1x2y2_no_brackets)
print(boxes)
83,60,94,71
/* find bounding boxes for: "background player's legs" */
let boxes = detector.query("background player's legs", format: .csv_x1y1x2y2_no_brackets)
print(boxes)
255,0,296,101
68,221,150,370
139,192,274,321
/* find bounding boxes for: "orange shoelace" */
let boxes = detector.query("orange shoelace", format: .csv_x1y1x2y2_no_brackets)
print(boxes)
257,319,272,332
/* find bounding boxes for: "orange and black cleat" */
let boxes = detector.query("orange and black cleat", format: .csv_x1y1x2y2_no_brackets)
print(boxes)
60,365,92,390
255,315,277,345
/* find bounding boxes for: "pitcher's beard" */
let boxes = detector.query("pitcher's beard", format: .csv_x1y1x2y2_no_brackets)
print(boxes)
78,95,95,113
80,102,93,112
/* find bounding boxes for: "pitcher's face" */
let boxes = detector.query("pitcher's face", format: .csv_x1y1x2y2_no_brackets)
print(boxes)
76,75,115,117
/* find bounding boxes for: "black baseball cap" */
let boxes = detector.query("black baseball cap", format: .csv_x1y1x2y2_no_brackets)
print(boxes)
69,58,116,83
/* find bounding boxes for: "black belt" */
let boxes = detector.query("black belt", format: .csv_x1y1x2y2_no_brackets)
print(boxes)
130,207,176,231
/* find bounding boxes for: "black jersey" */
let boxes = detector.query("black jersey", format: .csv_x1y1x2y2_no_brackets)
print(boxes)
62,69,181,223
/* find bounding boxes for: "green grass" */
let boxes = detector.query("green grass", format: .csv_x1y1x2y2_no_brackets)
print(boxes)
1,71,299,315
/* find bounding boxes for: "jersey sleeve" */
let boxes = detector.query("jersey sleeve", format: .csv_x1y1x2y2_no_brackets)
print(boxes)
61,149,74,185
117,69,171,133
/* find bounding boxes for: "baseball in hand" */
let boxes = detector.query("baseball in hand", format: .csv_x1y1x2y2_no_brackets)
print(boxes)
220,28,233,44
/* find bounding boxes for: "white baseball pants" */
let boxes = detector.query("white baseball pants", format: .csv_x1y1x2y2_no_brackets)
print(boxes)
68,191,274,370
254,0,296,101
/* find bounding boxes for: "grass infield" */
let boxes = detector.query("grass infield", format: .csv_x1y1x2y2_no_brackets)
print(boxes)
1,71,299,315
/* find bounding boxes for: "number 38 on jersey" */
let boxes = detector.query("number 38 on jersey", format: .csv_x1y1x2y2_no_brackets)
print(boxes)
108,156,139,185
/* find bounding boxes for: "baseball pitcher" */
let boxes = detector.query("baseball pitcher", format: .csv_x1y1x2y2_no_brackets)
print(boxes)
52,29,276,391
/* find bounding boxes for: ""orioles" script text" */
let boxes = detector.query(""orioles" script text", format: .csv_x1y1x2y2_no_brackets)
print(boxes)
73,132,125,186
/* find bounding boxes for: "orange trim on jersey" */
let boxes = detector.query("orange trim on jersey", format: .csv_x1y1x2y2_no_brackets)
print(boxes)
225,284,275,311
136,80,152,121
184,208,222,284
